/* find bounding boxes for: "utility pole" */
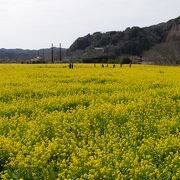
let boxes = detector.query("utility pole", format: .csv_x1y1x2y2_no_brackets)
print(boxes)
51,43,54,63
59,43,62,62
42,49,45,61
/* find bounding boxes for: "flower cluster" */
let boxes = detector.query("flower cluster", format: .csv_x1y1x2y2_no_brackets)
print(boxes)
0,64,180,179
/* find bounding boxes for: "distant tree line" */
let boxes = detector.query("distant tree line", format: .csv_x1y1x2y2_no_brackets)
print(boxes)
0,48,66,63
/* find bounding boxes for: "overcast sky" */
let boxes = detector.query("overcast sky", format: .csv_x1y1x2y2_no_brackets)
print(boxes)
0,0,179,49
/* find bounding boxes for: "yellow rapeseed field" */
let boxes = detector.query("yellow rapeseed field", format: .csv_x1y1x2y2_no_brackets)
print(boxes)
0,64,180,179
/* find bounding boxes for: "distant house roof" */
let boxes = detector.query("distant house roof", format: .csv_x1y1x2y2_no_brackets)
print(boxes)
94,47,104,50
30,57,42,62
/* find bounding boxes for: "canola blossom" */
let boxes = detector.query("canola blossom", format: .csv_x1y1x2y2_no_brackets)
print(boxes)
0,64,180,179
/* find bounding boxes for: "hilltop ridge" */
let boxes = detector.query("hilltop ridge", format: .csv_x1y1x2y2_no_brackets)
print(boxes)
69,16,180,64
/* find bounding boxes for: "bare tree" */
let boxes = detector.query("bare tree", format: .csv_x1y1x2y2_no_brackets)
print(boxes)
144,42,180,65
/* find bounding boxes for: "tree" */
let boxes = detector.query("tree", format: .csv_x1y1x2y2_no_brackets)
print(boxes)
144,42,180,65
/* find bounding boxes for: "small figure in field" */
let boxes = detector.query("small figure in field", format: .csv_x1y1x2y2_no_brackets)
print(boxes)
120,63,123,68
129,62,132,68
94,64,96,68
113,64,115,68
102,64,104,68
69,63,74,69
107,64,108,68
